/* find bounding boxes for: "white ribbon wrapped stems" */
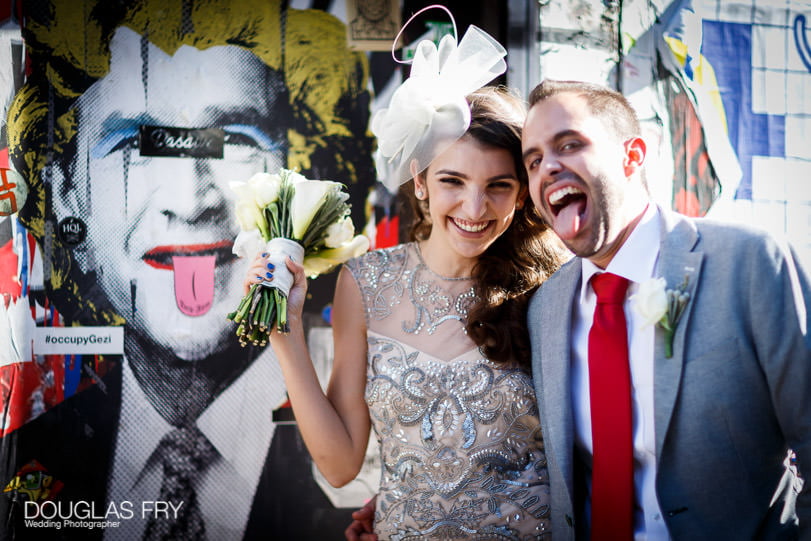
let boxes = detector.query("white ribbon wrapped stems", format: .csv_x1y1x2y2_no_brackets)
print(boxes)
371,25,507,191
262,237,305,296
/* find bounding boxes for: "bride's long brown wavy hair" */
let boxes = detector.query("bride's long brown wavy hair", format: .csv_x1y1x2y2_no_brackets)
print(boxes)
405,86,569,369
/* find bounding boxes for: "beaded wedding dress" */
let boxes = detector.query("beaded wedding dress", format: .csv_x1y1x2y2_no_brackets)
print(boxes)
345,243,551,540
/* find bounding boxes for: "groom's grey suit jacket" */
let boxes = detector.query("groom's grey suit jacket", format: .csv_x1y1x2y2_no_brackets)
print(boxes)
528,207,810,540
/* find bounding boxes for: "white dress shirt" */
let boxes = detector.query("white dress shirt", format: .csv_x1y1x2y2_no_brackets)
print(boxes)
105,348,285,540
571,204,671,540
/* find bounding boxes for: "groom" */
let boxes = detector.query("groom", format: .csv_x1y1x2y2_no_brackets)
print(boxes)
522,79,809,539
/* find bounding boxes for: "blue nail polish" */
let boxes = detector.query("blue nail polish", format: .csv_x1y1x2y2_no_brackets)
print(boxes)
266,272,273,279
266,263,275,271
255,275,263,281
261,252,268,258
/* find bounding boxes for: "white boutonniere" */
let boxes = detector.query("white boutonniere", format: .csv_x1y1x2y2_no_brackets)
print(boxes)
631,276,690,358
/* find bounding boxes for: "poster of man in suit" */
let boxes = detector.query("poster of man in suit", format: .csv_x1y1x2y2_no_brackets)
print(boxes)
0,0,376,538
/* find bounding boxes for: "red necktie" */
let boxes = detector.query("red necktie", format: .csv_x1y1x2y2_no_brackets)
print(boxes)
588,272,634,540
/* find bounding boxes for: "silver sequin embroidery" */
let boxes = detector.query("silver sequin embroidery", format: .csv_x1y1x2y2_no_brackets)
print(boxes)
346,244,552,540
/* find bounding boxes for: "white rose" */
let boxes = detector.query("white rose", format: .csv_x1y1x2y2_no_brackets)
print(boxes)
232,229,264,259
248,172,281,208
324,216,354,248
631,277,668,328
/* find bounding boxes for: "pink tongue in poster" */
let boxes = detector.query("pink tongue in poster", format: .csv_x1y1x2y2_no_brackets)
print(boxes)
172,255,215,316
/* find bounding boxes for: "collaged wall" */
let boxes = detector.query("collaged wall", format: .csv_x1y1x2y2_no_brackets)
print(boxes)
0,1,377,538
537,0,811,266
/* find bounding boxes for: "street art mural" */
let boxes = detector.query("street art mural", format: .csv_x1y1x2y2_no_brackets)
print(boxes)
663,0,811,262
538,0,811,264
0,0,376,538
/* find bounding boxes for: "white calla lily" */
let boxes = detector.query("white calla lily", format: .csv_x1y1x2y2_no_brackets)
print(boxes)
302,235,370,277
235,199,263,232
290,180,331,239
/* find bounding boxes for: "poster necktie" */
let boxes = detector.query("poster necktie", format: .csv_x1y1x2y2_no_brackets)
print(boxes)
588,272,634,540
143,426,216,541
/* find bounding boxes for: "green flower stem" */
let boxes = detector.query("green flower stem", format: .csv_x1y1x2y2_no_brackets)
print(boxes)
282,294,290,333
664,329,675,358
248,288,262,319
265,293,276,333
265,292,279,334
258,292,271,331
275,289,287,333
262,293,271,325
266,204,280,241
249,326,262,346
230,286,255,323
250,296,260,327
277,178,295,238
659,318,675,358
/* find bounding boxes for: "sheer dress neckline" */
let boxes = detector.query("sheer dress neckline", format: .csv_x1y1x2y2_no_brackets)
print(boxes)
346,242,477,362
413,241,473,282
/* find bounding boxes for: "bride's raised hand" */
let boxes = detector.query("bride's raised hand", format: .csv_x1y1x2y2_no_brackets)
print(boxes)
243,252,273,295
276,255,308,325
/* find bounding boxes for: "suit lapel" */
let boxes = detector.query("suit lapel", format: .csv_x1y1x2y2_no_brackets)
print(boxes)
653,209,703,460
538,259,581,503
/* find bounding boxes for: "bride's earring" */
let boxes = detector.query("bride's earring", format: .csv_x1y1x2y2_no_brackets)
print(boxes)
416,189,425,199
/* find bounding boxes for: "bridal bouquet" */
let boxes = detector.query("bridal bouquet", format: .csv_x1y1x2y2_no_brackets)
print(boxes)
226,169,369,345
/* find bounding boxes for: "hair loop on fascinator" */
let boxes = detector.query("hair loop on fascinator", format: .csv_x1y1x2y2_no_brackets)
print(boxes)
372,5,507,192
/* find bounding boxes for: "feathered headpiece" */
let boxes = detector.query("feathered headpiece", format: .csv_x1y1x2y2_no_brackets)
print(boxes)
372,20,507,192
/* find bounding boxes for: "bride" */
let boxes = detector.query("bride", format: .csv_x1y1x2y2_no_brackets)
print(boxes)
245,25,565,539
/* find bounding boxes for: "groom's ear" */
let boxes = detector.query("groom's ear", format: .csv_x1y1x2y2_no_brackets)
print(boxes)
516,186,528,209
622,136,646,177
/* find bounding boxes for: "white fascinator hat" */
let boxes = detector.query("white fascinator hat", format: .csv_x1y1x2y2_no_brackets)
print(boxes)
371,8,507,193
